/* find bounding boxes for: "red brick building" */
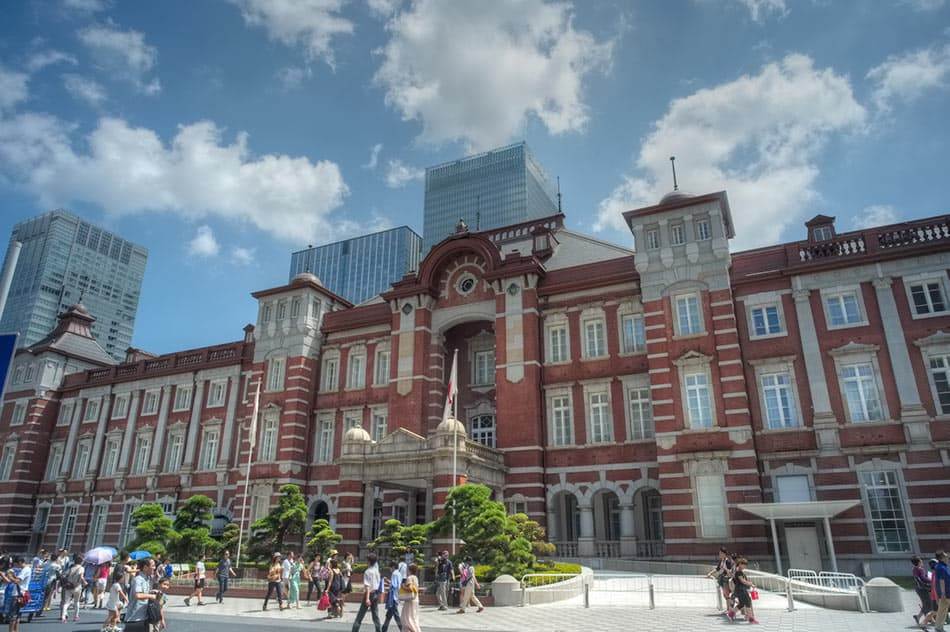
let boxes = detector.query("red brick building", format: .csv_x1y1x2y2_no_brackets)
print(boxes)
2,189,949,576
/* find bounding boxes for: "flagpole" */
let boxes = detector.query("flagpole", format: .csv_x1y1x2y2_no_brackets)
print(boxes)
450,349,458,555
236,380,260,569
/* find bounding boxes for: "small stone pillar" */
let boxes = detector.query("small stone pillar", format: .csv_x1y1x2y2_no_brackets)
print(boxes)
491,574,521,607
864,577,904,613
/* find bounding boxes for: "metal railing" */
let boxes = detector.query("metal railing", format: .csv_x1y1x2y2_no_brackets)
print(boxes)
588,574,722,610
594,541,620,558
636,540,665,558
754,568,869,613
519,572,586,607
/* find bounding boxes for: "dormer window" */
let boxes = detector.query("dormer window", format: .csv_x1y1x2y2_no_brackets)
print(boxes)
806,214,837,242
813,225,833,241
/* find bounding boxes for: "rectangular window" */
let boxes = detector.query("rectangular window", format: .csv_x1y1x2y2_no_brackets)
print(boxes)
588,391,612,444
317,419,334,463
861,471,911,552
776,475,811,502
34,506,50,534
291,297,301,318
929,355,950,415
841,363,883,422
262,303,272,323
207,380,226,407
473,349,495,386
646,229,660,250
750,305,783,337
621,314,646,353
547,325,568,363
24,363,35,382
760,372,799,429
0,444,15,480
45,443,64,480
172,385,192,411
696,218,711,241
910,281,948,315
10,402,26,426
141,390,160,416
111,394,129,419
584,319,606,358
374,350,390,386
87,504,107,547
696,475,728,538
83,398,100,422
676,294,702,335
813,225,833,241
344,411,361,430
825,291,863,327
251,495,269,524
671,223,685,245
267,358,286,391
347,354,365,389
371,410,387,442
73,440,92,478
277,300,287,320
58,506,78,550
628,387,654,440
259,417,278,461
551,395,573,446
131,436,150,475
165,434,184,472
322,358,339,391
102,439,120,476
310,299,322,321
118,505,134,547
200,430,219,470
685,372,713,428
57,401,74,426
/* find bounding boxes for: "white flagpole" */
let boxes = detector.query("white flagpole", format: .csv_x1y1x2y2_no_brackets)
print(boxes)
447,349,459,555
236,380,261,569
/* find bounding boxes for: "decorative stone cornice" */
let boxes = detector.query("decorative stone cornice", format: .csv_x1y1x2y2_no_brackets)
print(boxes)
672,350,713,367
828,341,880,357
914,330,950,349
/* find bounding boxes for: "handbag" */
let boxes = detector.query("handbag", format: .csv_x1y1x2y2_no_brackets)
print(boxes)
750,588,759,601
317,592,330,611
17,588,31,608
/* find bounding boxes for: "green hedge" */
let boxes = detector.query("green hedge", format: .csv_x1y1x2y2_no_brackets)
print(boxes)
473,561,581,583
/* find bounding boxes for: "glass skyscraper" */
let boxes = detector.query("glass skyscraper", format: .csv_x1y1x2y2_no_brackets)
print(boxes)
422,142,559,253
0,210,148,361
289,226,422,305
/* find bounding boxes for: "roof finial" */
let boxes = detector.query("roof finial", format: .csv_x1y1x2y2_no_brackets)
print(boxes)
557,176,562,213
670,156,678,191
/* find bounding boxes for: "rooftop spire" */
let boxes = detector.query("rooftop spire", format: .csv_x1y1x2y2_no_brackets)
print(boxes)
670,156,679,191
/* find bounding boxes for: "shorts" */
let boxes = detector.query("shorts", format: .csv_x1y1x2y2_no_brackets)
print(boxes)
717,575,730,589
917,588,935,612
194,579,206,589
97,578,107,590
734,590,752,609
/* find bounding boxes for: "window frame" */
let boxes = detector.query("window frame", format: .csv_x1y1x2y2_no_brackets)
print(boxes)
623,379,654,441
165,432,184,473
0,442,16,480
670,222,686,246
73,438,93,478
111,393,130,419
469,414,496,448
927,351,950,416
472,349,496,386
200,429,220,471
82,397,101,422
695,473,728,539
259,415,279,461
172,385,192,412
581,315,607,360
696,217,711,241
346,349,366,390
371,408,388,442
373,348,390,387
859,469,913,554
584,385,613,445
207,379,227,408
646,228,660,250
904,274,950,320
544,316,570,365
316,414,335,464
101,437,120,476
321,352,340,392
748,303,786,339
45,442,64,480
10,400,27,426
545,388,574,447
141,389,160,416
619,312,646,355
266,357,286,392
821,286,868,330
57,400,75,426
673,293,704,337
130,435,150,475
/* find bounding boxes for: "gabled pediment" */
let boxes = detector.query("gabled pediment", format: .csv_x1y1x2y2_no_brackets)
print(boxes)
915,330,950,349
828,340,879,357
672,350,713,367
375,427,427,450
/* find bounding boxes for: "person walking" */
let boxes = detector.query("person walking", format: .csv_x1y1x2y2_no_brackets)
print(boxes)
2,556,31,632
456,557,483,614
80,560,95,608
102,566,127,632
263,554,286,611
184,555,207,606
326,559,344,619
435,550,453,611
41,550,63,613
281,551,292,598
707,547,734,613
60,554,86,623
305,554,323,604
726,557,759,624
381,560,403,632
93,562,110,609
341,552,354,615
913,556,936,628
934,551,950,632
123,559,158,632
350,552,382,632
287,552,302,609
399,564,421,632
215,550,237,604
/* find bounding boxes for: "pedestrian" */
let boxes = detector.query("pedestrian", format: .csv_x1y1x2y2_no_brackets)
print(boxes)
215,550,237,604
934,551,950,632
726,557,759,624
60,553,85,623
399,563,421,632
163,558,174,581
456,556,483,614
305,554,323,603
341,551,354,614
287,551,302,609
435,550,453,611
350,551,382,632
2,556,31,632
185,555,207,606
80,560,96,608
381,560,403,632
123,559,158,632
263,553,286,611
94,561,110,608
706,547,734,613
913,556,936,628
102,566,127,632
155,577,171,631
326,558,344,618
41,550,62,613
281,551,292,597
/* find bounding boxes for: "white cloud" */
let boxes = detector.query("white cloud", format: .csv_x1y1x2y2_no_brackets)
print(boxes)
900,0,945,11
62,0,110,12
367,0,402,18
276,65,310,90
230,246,256,265
63,74,107,106
867,43,950,111
363,143,382,169
0,115,350,243
852,204,900,230
0,65,29,112
26,50,78,72
594,54,866,250
230,0,354,67
77,20,161,94
734,0,787,21
374,0,613,151
188,225,220,257
384,159,424,188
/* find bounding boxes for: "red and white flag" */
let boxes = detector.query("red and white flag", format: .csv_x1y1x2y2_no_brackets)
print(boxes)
442,349,458,422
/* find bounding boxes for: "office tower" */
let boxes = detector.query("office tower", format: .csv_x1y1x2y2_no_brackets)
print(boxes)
289,226,422,304
0,210,148,361
422,142,558,253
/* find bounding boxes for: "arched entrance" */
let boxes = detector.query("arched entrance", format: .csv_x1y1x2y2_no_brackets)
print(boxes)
592,490,621,557
635,487,664,557
549,491,581,556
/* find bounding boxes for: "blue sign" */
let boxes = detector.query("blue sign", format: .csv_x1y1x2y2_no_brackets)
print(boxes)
0,333,18,401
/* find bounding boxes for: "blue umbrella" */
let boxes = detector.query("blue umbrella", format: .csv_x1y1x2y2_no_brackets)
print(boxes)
129,550,152,561
84,547,117,565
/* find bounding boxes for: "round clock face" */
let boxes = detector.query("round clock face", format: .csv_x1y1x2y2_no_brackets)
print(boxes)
457,276,476,295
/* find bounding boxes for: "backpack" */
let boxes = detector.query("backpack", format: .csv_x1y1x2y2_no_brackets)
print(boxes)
460,565,472,587
146,598,162,625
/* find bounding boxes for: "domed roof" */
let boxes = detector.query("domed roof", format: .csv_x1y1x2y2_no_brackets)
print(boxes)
70,302,91,316
292,271,323,286
436,416,466,434
659,190,693,204
343,424,372,443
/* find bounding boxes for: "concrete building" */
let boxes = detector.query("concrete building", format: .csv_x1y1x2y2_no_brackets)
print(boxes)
422,142,558,254
0,210,148,362
289,226,421,305
2,188,948,577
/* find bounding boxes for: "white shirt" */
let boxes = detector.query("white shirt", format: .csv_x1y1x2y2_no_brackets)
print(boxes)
363,564,381,594
16,565,32,587
281,559,291,580
195,561,206,578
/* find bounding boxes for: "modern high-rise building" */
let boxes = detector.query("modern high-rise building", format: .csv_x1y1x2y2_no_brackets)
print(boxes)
422,142,558,253
289,226,422,304
0,210,148,361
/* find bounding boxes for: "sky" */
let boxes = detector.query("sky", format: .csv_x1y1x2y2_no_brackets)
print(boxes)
0,0,949,354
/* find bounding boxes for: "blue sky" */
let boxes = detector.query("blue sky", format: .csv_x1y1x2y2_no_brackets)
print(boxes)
1,0,949,354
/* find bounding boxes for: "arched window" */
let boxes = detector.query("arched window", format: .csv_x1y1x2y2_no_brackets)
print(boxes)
311,501,330,523
470,414,495,448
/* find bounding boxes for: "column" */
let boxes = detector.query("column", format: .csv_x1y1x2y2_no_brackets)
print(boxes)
793,289,839,452
546,505,559,543
361,483,376,546
577,504,595,556
218,375,239,468
59,397,85,477
822,516,839,573
769,518,783,576
117,392,141,475
873,277,931,443
148,386,172,471
88,390,113,476
181,379,205,471
619,502,637,556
